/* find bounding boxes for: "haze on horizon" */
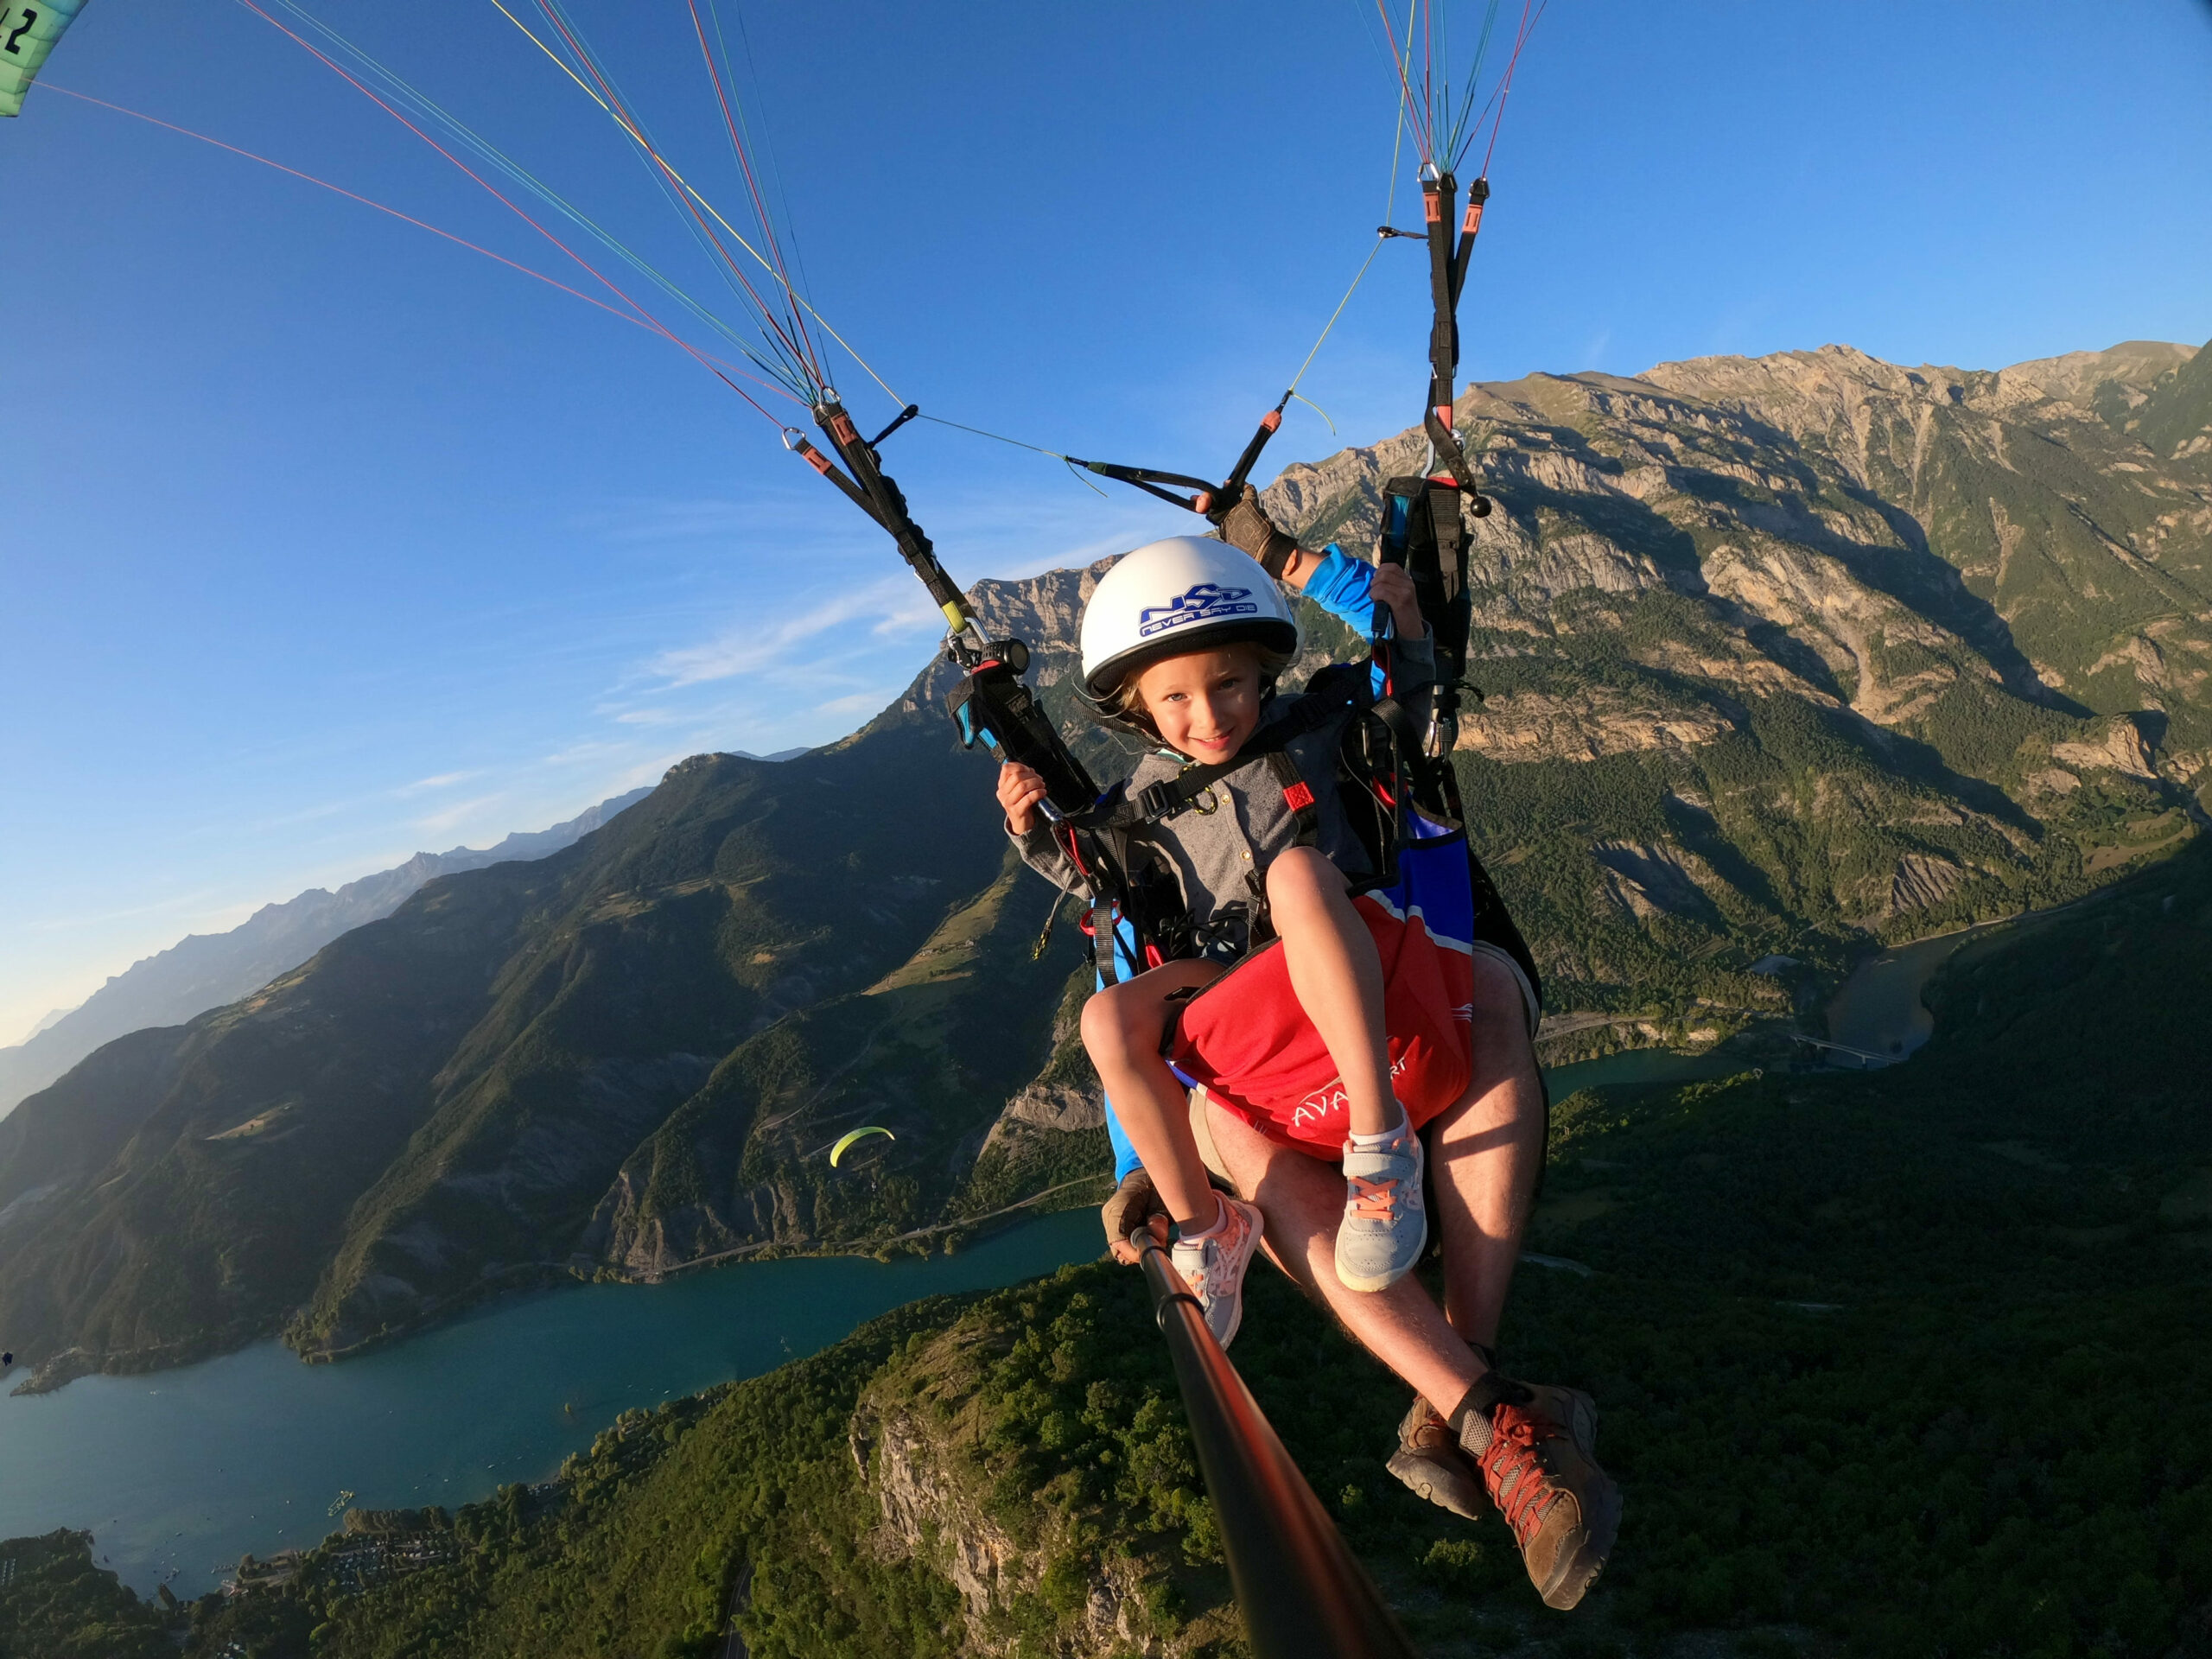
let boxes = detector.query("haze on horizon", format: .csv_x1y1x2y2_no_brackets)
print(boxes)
4,0,2209,1046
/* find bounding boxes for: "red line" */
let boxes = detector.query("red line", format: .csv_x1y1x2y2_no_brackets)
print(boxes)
41,83,645,332
683,0,819,383
1479,0,1544,178
1372,0,1434,164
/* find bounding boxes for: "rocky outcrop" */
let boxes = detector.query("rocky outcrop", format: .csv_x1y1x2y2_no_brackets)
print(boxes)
1458,685,1733,762
2053,715,2160,779
1590,841,1726,923
977,1079,1104,1162
854,1404,1179,1657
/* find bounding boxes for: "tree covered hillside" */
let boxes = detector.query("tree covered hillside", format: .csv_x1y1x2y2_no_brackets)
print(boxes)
35,836,2211,1658
0,338,2204,1389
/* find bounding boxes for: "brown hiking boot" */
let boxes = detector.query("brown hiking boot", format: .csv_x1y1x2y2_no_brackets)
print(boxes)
1385,1393,1491,1521
1454,1378,1621,1611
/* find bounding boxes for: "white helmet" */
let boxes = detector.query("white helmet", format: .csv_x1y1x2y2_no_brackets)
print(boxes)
1078,536,1300,704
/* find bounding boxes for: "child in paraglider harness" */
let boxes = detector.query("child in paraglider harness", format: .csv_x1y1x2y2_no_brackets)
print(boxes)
995,494,1621,1614
997,512,1453,1344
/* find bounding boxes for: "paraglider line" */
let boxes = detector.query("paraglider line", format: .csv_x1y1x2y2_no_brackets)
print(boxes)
1283,229,1389,401
514,0,806,381
234,0,798,423
482,0,898,410
546,2,821,394
266,0,776,372
1370,0,1433,162
523,0,820,391
38,84,653,335
683,0,821,380
1478,0,1544,179
911,415,1104,497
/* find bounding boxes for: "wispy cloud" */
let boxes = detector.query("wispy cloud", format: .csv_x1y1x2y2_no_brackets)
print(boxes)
644,576,942,690
412,794,508,836
396,771,479,796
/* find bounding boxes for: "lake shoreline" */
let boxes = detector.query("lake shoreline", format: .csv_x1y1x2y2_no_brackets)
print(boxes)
8,1177,1112,1398
0,1208,1106,1599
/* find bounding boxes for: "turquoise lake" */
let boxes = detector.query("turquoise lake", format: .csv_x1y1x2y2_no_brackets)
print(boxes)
0,1209,1098,1599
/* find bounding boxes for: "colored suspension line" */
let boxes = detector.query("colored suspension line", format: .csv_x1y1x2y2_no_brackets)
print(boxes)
39,84,646,334
524,0,820,396
234,0,798,427
484,0,905,415
1477,0,1543,179
486,0,872,409
257,0,784,384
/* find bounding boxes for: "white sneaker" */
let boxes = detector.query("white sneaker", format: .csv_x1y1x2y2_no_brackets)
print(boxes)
1169,1195,1265,1350
1336,1122,1426,1291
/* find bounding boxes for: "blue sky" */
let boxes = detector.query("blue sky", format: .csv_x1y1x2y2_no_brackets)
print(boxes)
3,0,2210,1044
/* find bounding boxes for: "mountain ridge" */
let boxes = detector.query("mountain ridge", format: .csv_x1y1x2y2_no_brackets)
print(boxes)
0,787,654,1117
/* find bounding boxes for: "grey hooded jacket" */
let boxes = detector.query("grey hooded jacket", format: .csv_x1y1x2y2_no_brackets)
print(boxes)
1009,640,1436,958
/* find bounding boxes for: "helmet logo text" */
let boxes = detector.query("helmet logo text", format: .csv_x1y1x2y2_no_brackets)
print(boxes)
1136,582,1259,639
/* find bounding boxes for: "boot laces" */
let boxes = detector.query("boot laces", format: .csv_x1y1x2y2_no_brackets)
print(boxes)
1348,1174,1400,1220
1478,1402,1567,1541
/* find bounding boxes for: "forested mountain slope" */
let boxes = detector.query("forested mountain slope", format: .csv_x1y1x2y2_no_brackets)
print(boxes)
0,787,652,1116
54,836,2212,1659
0,337,2203,1389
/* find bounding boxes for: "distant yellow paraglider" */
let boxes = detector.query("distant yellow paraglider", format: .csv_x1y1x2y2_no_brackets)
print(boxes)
829,1126,894,1166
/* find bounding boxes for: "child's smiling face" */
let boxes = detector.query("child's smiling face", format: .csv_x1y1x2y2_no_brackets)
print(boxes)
1132,645,1265,762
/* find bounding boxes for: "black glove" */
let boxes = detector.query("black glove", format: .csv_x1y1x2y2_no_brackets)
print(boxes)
1218,485,1299,579
1102,1167,1167,1264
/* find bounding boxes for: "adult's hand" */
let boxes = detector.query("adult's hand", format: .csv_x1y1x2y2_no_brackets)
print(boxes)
1218,485,1300,579
1103,1167,1169,1265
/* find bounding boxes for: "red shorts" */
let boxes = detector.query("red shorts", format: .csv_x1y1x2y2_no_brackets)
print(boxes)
1166,872,1478,1160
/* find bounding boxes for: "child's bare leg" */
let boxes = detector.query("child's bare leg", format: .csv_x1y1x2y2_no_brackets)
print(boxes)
1080,959,1225,1229
1265,847,1398,1136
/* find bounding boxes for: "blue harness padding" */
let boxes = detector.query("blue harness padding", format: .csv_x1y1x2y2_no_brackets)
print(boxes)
1101,917,1144,1180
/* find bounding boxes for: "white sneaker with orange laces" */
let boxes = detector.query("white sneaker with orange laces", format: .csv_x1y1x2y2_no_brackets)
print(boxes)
1169,1195,1266,1350
1336,1122,1426,1291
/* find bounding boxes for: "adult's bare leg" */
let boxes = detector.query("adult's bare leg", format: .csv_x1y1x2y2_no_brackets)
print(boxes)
1080,959,1225,1230
1265,846,1396,1137
1205,1097,1484,1413
1429,953,1548,1354
1199,951,1546,1398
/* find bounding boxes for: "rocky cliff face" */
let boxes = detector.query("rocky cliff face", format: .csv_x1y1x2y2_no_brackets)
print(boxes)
857,1405,1173,1656
1254,337,2209,1013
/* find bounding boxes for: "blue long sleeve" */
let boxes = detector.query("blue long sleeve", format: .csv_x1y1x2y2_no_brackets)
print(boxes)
1299,544,1380,633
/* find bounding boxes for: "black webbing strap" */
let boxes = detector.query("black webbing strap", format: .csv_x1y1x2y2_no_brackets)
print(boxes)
1089,899,1123,986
